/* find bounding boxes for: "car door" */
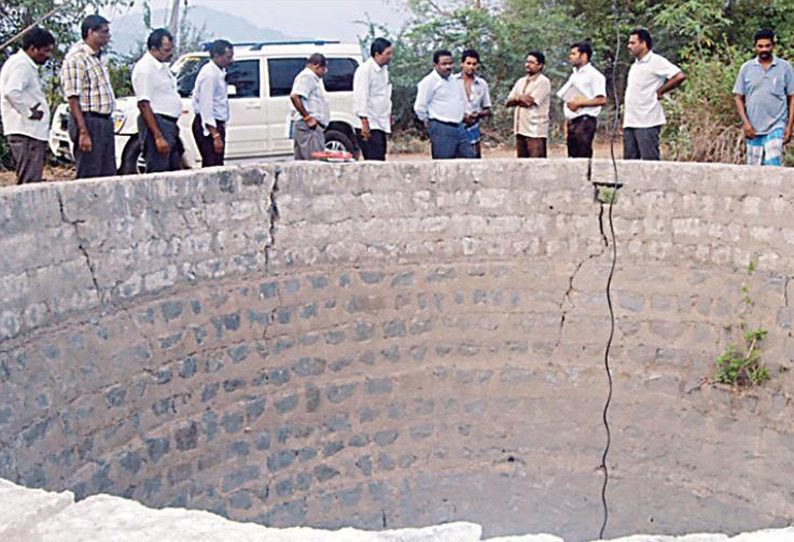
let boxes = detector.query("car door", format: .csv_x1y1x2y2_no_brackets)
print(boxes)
225,58,267,158
265,57,305,155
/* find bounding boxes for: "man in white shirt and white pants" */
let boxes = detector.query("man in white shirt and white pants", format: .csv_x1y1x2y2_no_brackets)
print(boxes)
558,41,607,158
132,28,183,173
353,37,393,161
290,53,330,160
623,28,686,160
414,49,475,160
0,27,54,184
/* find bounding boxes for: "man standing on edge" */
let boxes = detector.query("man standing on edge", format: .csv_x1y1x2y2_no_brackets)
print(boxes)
192,39,233,167
454,49,492,158
61,15,116,178
353,38,393,161
623,28,686,161
414,50,475,160
506,51,551,158
290,53,330,161
734,28,794,167
132,28,183,173
0,27,54,184
558,42,607,158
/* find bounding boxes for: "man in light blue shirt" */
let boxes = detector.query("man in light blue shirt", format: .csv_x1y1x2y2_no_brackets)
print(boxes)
414,49,475,160
734,28,794,166
191,39,233,167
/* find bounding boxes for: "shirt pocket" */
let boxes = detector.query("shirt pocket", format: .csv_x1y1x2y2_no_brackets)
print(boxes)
771,76,787,97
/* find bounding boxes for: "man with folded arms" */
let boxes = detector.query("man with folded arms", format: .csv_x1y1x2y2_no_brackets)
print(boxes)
290,53,330,161
0,27,55,184
506,51,551,158
558,42,607,158
132,28,183,173
353,37,393,161
61,15,116,178
192,39,234,168
414,49,475,159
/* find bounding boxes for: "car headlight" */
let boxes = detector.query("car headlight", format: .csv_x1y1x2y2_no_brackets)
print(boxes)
112,111,126,133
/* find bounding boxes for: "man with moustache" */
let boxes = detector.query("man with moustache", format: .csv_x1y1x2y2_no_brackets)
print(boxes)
132,28,183,172
454,49,492,158
506,51,551,158
192,39,234,167
414,49,475,159
61,15,116,178
290,53,330,161
558,41,607,158
353,37,393,161
0,27,55,184
734,28,794,166
623,28,686,161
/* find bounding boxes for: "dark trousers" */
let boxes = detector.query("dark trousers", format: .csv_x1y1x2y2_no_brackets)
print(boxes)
138,114,182,173
192,115,225,167
567,115,598,158
7,134,46,184
516,134,547,158
623,126,661,160
68,113,116,178
356,128,387,161
428,119,475,159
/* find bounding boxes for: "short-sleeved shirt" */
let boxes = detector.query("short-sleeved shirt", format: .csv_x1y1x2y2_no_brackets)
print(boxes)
132,51,182,118
508,73,551,138
557,62,607,120
623,51,681,128
291,67,330,126
733,56,794,135
60,41,116,115
454,73,492,117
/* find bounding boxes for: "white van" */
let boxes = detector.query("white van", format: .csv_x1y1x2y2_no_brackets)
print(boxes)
49,40,362,173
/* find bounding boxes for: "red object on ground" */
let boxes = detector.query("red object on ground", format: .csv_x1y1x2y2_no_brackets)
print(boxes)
310,150,354,162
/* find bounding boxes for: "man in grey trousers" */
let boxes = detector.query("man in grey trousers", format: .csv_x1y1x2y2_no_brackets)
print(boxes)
290,53,330,160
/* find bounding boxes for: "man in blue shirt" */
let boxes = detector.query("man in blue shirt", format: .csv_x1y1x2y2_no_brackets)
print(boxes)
734,28,794,166
414,50,475,159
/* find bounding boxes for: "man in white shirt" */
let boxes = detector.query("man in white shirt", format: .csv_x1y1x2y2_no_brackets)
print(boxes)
191,39,233,167
506,51,551,158
623,28,686,160
132,28,183,173
0,27,54,184
290,53,330,161
353,37,393,161
454,49,492,158
558,42,607,158
414,50,475,160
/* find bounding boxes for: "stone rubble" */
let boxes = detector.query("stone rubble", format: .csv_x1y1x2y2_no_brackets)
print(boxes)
1,479,791,542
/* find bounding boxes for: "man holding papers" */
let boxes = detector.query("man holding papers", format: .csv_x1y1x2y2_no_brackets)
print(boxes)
557,42,607,158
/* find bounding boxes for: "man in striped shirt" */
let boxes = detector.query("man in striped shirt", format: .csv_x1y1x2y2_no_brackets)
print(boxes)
60,15,116,178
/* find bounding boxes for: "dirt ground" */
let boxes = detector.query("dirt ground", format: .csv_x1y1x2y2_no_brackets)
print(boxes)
0,138,622,188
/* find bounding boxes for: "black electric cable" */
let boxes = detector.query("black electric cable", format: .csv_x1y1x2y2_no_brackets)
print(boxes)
598,1,622,539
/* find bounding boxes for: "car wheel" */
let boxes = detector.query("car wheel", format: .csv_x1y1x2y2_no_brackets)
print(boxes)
119,138,147,176
324,129,357,155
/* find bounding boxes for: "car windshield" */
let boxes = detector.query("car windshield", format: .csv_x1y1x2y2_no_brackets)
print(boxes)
173,55,209,97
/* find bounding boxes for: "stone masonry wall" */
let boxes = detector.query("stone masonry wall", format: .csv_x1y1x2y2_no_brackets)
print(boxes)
1,160,793,542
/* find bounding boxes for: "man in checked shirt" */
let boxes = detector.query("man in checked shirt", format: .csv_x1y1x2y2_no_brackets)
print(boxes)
60,15,116,179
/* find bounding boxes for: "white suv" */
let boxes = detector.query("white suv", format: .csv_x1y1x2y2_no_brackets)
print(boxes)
49,40,362,173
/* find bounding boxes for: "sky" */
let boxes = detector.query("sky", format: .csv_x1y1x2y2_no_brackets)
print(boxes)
104,0,411,43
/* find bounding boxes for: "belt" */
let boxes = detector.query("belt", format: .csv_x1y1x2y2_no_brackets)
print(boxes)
569,115,597,123
156,114,179,123
429,118,461,128
83,112,111,119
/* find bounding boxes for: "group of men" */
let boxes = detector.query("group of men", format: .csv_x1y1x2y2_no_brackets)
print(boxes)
1,20,793,186
411,29,688,161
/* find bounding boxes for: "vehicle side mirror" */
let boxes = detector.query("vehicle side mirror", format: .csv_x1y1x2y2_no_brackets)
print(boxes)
227,84,237,97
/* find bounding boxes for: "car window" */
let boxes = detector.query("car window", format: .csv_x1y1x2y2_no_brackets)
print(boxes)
267,58,306,97
267,57,360,97
226,59,261,98
325,58,358,92
174,56,209,97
